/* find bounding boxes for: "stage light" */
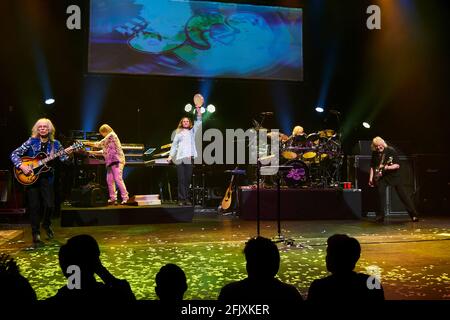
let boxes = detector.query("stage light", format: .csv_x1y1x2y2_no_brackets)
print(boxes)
207,104,216,113
315,106,324,113
362,122,371,129
45,98,55,105
200,107,206,114
184,104,193,112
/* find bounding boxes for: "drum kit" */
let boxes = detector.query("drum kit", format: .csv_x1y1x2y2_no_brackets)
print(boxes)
267,129,343,188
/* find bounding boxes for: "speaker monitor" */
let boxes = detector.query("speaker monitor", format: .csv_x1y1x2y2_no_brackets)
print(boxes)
70,183,108,207
347,155,415,214
0,170,10,203
0,170,24,211
413,154,450,214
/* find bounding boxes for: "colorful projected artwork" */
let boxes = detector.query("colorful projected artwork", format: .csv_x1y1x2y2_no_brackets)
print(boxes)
89,0,303,80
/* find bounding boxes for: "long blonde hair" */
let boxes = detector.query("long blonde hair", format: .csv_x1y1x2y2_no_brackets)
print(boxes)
99,124,113,135
31,118,55,141
292,126,304,136
371,136,388,151
176,117,193,133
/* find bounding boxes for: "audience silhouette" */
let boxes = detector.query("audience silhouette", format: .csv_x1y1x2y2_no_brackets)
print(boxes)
2,232,390,306
47,234,135,302
218,236,303,302
307,234,385,301
155,263,188,302
0,253,37,303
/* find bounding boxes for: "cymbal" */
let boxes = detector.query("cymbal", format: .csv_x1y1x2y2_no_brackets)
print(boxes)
267,132,289,142
318,129,335,138
280,133,289,142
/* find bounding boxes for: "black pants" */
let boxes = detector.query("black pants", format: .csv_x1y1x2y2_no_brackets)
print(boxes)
176,159,193,202
376,179,418,219
26,177,54,235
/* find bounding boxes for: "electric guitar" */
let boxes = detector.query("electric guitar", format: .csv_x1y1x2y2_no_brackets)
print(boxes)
14,141,83,185
374,156,393,183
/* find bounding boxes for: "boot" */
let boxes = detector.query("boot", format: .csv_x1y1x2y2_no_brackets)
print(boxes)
44,226,54,239
32,233,43,247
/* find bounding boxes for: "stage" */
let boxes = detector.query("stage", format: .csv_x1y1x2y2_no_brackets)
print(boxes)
238,186,362,220
58,187,362,228
60,203,195,227
1,210,449,301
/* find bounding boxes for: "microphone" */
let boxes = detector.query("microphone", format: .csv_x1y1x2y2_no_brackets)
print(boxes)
261,112,273,115
329,110,341,115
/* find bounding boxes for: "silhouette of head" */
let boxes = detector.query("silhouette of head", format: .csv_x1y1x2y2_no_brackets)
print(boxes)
155,263,188,301
0,254,37,303
325,234,361,274
59,235,101,278
244,237,280,279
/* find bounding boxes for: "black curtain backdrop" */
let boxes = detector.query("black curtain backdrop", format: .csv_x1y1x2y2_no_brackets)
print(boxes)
1,0,449,166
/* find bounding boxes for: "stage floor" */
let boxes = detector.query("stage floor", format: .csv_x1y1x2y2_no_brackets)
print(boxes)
1,211,449,300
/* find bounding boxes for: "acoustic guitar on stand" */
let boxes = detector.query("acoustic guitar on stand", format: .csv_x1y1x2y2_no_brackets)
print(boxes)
14,141,83,185
221,167,240,211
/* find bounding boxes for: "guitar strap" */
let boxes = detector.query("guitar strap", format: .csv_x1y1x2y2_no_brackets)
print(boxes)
379,153,385,168
50,141,55,156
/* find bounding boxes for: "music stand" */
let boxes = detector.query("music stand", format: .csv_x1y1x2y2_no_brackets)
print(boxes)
144,147,156,156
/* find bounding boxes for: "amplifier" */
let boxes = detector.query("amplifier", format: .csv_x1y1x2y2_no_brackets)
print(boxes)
347,155,415,215
70,183,108,207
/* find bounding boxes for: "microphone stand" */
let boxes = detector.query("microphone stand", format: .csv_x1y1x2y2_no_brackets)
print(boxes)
333,111,343,186
254,113,267,237
256,158,261,237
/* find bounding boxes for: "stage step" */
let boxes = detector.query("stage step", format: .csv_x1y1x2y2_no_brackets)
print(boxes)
130,195,161,206
61,204,194,227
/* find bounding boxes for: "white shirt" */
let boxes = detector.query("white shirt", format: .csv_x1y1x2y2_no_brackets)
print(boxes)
169,115,202,162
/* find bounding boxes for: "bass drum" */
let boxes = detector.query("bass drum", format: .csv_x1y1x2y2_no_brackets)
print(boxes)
283,160,309,187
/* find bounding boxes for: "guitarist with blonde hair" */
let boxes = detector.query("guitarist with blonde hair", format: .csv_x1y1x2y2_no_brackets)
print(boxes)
11,118,72,246
368,136,419,223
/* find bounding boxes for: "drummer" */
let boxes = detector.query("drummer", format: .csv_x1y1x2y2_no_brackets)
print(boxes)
286,125,307,147
292,125,305,137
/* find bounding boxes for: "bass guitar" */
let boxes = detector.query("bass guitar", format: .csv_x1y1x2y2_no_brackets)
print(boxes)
14,141,83,185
